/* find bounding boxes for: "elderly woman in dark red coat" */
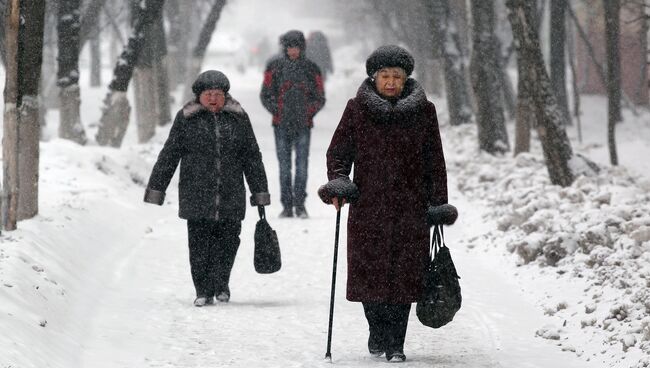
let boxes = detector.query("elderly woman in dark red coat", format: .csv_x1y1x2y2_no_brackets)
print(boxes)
320,45,448,362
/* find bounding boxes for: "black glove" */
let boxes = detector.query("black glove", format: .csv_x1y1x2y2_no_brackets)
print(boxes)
318,177,360,204
427,204,458,226
250,192,271,207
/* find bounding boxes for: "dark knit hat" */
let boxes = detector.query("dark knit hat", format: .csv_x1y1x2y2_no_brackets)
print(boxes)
192,70,230,96
280,30,306,50
365,45,415,77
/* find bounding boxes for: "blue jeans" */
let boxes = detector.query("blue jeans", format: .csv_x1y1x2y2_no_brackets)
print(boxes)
274,126,311,209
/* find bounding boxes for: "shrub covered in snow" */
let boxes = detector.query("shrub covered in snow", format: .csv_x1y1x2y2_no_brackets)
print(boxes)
445,123,650,366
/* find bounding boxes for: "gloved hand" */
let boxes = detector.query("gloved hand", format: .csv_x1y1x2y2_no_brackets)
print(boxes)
427,204,458,226
317,177,360,204
250,192,271,207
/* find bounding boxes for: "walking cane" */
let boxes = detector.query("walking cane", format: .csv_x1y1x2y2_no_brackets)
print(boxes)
324,208,342,362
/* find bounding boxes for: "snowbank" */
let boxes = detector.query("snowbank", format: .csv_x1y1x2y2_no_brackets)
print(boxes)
445,123,650,368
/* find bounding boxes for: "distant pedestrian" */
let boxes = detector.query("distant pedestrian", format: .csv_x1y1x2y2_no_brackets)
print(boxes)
319,45,448,362
306,31,334,81
144,70,271,307
260,30,326,218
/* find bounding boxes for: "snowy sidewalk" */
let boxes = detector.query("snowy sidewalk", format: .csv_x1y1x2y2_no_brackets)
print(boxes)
73,178,595,368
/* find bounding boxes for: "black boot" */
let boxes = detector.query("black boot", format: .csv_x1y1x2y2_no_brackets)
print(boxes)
279,207,293,218
368,332,385,357
294,205,309,219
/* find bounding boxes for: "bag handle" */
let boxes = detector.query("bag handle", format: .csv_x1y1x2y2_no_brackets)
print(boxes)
258,205,266,220
430,224,447,259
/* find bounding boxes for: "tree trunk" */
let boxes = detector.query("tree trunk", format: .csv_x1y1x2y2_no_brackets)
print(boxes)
603,0,621,166
428,0,473,125
3,0,20,231
507,0,577,187
41,5,59,110
513,53,534,155
182,0,227,102
155,55,172,126
549,0,570,124
470,0,509,154
57,0,87,145
166,0,193,87
133,0,164,143
639,1,649,105
17,0,46,220
78,0,108,51
497,51,517,119
89,22,102,87
152,11,171,127
566,12,582,142
95,0,166,147
134,68,157,143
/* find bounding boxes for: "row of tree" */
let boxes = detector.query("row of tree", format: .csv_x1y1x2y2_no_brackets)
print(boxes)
1,0,227,231
335,0,647,185
1,0,648,231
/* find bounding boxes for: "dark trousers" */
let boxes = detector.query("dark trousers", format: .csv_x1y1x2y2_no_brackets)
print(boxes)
362,302,412,353
273,126,311,209
187,219,242,298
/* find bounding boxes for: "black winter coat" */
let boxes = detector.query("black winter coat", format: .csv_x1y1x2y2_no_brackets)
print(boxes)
144,97,269,220
260,54,325,128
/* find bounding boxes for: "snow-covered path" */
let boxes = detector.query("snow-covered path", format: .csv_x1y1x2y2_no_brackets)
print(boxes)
68,72,596,368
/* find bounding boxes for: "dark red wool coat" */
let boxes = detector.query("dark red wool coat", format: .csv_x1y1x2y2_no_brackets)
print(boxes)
326,78,448,303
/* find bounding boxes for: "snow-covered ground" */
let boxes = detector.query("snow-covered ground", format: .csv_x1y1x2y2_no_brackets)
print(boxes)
2,2,650,367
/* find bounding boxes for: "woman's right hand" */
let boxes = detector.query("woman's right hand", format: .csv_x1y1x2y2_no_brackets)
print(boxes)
332,197,347,211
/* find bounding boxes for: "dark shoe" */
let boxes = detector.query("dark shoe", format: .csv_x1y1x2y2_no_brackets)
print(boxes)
294,205,309,219
368,333,384,357
279,207,293,218
386,350,406,363
193,296,213,307
216,290,230,303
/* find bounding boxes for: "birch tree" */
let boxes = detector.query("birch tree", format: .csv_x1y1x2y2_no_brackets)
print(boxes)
507,0,592,187
133,1,170,143
95,0,166,147
166,0,193,86
427,0,473,125
603,0,621,165
57,0,88,145
470,0,509,154
3,0,21,230
2,0,46,228
549,0,571,124
182,0,227,102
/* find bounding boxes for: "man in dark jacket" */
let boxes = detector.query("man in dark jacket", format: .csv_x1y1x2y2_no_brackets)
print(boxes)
260,30,325,218
144,70,270,307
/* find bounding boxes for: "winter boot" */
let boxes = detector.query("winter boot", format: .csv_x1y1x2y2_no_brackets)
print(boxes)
193,296,214,307
216,290,230,303
279,207,293,218
386,349,406,362
368,333,385,357
294,205,309,219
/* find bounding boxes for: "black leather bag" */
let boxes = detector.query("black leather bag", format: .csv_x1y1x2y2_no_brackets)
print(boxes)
416,225,461,328
254,206,281,274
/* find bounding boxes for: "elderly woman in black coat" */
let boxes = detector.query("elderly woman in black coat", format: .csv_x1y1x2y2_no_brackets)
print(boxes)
144,70,270,307
319,46,449,362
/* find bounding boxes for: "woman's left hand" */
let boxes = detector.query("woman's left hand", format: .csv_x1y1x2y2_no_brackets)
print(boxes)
332,197,347,211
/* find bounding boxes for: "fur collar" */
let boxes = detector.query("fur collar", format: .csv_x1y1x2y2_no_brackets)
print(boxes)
182,95,245,118
356,78,428,124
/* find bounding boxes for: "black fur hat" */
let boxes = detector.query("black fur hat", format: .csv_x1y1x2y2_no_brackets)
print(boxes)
366,45,415,77
280,30,306,50
192,70,230,96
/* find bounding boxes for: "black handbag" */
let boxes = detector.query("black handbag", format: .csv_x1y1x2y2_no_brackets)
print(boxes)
416,225,461,328
254,206,281,274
